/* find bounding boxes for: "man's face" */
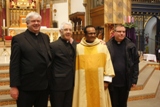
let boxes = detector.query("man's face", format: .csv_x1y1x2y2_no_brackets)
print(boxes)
85,27,96,43
60,24,72,41
114,26,126,42
27,16,41,34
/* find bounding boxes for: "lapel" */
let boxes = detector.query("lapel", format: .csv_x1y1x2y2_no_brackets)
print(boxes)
71,41,76,52
41,34,52,59
24,30,45,58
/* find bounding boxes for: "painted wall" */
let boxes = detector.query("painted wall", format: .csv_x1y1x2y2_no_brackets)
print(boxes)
52,0,84,29
52,2,69,29
71,0,85,13
104,0,131,24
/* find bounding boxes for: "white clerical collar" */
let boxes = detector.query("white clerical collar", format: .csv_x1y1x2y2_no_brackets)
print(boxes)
117,41,121,44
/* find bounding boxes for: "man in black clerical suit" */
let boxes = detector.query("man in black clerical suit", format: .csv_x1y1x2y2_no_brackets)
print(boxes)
9,12,52,107
49,22,76,107
106,24,139,107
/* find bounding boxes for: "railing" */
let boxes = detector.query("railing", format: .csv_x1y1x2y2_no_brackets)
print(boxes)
132,0,160,3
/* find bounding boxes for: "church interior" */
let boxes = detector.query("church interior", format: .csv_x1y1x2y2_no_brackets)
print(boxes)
0,0,160,107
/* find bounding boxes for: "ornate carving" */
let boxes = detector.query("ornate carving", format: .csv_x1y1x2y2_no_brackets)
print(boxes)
0,81,10,86
0,101,16,106
0,66,9,70
0,90,10,95
0,73,9,78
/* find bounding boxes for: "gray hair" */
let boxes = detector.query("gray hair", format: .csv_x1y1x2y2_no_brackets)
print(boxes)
60,22,72,30
26,12,42,23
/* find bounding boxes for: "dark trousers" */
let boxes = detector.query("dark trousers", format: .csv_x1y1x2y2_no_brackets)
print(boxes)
109,85,129,107
49,88,73,107
17,89,49,107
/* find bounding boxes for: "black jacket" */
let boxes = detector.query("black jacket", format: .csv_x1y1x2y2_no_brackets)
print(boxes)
106,37,139,90
10,30,52,91
49,37,76,91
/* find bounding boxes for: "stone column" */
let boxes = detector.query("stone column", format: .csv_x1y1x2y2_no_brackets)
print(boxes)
83,0,91,26
50,1,53,28
83,0,87,26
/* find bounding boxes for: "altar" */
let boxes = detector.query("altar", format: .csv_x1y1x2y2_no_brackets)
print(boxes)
0,0,54,42
143,54,157,62
8,27,60,42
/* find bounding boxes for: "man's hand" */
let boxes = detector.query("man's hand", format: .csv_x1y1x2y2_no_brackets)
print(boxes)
10,87,19,100
132,84,136,88
99,39,105,45
69,37,74,44
104,82,109,90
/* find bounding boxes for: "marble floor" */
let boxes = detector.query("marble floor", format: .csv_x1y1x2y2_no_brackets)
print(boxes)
128,84,160,107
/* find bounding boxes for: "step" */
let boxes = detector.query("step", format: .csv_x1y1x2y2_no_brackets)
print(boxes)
0,63,9,70
0,95,14,102
0,94,51,107
131,66,155,90
1,104,51,107
0,70,9,78
139,61,148,72
0,78,10,86
0,85,10,95
128,70,160,101
147,62,160,70
0,105,16,107
0,95,16,106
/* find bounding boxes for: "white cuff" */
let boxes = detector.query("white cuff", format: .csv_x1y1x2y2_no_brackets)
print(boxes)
104,76,112,83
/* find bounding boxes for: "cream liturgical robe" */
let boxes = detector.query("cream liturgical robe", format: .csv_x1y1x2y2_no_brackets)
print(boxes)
72,37,115,107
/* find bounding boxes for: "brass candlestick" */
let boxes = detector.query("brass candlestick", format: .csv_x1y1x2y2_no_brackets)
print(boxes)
0,26,9,62
1,26,8,42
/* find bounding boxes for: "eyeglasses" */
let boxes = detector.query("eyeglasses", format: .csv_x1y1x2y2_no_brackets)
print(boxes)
115,31,126,33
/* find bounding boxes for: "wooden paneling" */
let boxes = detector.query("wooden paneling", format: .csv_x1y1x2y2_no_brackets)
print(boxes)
90,5,104,27
69,12,85,31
